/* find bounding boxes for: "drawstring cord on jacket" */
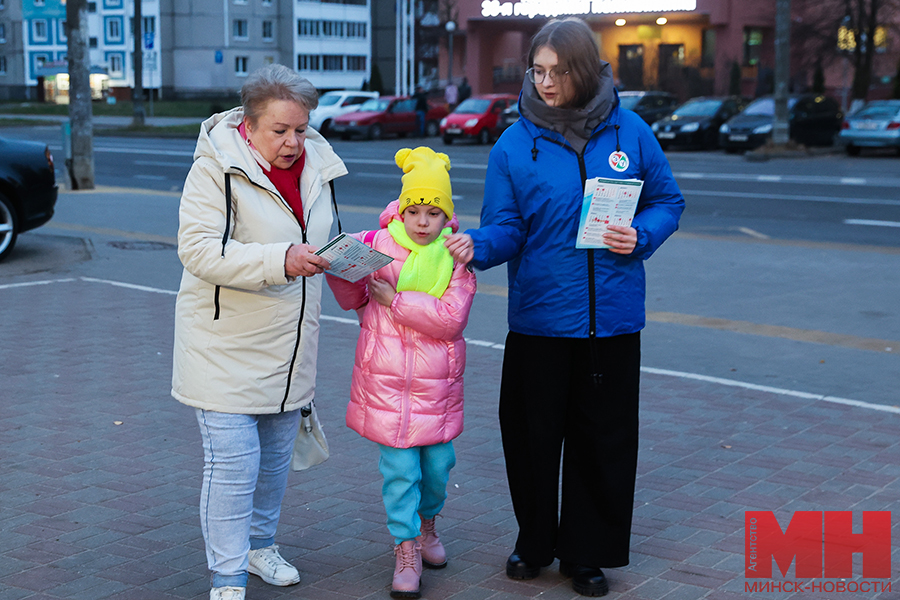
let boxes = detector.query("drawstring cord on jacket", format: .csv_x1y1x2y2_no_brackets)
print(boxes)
614,124,621,152
532,137,539,161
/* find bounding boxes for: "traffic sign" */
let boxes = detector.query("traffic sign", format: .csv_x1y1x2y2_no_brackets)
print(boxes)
144,32,154,50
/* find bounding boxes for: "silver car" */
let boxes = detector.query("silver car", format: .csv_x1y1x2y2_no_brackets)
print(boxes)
839,100,900,156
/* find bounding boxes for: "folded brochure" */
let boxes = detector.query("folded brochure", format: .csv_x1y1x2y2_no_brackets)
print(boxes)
314,232,393,282
576,177,643,249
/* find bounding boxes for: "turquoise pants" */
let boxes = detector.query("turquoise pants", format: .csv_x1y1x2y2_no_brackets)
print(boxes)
378,442,456,544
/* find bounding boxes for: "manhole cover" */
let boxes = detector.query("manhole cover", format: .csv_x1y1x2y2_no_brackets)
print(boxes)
107,241,176,251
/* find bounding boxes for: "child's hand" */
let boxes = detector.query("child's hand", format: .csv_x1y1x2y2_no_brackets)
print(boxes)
444,233,474,264
367,275,396,308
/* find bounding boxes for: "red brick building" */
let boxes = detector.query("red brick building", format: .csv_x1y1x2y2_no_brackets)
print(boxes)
440,0,899,105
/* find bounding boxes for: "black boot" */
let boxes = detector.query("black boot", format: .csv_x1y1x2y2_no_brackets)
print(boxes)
506,551,541,580
559,561,609,597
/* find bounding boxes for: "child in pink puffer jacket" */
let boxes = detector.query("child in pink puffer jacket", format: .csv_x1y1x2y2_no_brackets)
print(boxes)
327,147,476,599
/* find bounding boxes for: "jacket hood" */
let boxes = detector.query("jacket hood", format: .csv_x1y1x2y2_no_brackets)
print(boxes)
378,199,460,232
518,61,616,154
194,107,348,184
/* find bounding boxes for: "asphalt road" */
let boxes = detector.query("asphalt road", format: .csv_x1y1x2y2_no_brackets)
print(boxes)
4,125,899,410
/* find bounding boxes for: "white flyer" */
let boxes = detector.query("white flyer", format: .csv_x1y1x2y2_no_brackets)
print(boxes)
315,232,394,282
575,177,644,249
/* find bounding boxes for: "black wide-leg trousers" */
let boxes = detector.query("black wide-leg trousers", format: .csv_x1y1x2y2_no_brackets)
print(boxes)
498,331,640,568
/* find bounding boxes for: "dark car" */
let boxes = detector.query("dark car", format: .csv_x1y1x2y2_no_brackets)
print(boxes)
651,96,749,150
496,100,519,135
0,136,58,261
617,91,678,125
718,94,843,152
330,95,449,140
440,94,517,145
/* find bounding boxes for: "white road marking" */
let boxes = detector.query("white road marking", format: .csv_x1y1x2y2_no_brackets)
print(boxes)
844,219,900,228
3,276,893,415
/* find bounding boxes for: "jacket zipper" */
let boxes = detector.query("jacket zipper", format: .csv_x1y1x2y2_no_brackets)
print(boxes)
537,134,602,386
399,328,414,447
218,166,316,413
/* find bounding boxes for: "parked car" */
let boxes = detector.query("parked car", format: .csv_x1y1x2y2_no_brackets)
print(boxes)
617,91,678,125
440,94,517,145
718,94,843,152
308,90,379,136
838,100,900,156
651,96,749,150
330,96,449,140
496,100,520,135
0,136,58,261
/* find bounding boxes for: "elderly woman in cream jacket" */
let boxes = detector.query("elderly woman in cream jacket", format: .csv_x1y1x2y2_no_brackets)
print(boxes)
172,63,346,600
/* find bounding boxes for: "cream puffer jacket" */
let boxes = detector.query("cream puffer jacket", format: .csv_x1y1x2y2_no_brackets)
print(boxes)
326,201,477,448
172,108,347,414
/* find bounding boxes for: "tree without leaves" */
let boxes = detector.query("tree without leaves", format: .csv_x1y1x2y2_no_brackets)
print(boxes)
65,0,94,189
793,0,900,100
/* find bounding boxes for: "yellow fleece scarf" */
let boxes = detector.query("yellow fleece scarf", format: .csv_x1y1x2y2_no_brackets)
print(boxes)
387,219,454,298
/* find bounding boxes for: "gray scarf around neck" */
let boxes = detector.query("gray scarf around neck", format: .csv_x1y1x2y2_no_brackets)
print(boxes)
519,61,616,155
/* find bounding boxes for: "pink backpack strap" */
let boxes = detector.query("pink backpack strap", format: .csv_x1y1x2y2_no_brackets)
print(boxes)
363,229,377,247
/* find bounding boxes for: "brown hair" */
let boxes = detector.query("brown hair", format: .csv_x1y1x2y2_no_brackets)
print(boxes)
241,63,319,126
528,18,602,109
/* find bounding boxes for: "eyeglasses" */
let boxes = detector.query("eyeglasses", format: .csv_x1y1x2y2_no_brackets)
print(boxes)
526,67,570,85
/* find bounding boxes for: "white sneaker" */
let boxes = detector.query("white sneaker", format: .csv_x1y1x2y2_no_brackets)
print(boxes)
210,587,245,600
248,544,301,586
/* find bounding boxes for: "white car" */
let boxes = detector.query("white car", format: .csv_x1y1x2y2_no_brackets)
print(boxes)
309,90,379,136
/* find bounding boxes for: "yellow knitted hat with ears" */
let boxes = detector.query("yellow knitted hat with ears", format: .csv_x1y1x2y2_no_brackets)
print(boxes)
395,147,454,220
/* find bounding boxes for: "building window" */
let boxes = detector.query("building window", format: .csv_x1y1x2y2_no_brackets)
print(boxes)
261,0,272,5
700,29,715,68
132,16,156,35
234,0,247,4
0,23,5,43
107,52,123,76
89,37,98,48
323,54,342,71
233,19,248,40
34,0,45,7
262,21,273,41
322,21,344,37
347,55,366,71
88,2,97,12
33,19,49,42
104,0,123,7
235,56,248,75
106,17,123,43
743,27,763,66
297,54,319,71
0,0,5,10
0,56,6,75
346,22,367,38
297,19,320,37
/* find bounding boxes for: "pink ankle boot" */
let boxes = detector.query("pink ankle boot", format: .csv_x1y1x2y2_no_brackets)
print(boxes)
391,539,422,598
417,516,447,568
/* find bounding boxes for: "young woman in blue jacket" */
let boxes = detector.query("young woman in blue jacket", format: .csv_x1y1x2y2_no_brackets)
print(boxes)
445,17,684,598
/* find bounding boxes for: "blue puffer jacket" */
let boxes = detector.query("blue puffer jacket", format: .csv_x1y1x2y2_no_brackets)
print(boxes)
468,101,684,338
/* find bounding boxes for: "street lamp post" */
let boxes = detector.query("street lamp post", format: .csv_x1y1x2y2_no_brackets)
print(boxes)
445,21,456,85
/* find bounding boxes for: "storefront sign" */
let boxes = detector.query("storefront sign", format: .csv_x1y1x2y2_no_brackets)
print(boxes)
481,0,697,19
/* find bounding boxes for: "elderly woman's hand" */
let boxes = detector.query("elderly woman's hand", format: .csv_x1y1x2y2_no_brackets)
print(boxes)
603,225,638,255
444,233,474,264
285,244,330,278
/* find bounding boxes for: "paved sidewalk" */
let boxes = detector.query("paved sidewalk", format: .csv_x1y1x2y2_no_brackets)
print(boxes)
1,274,898,600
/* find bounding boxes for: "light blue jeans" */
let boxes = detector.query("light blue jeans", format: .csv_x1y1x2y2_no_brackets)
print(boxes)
378,442,456,544
196,408,301,588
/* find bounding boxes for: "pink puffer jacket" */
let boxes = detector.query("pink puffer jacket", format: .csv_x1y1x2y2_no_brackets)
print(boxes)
326,201,476,448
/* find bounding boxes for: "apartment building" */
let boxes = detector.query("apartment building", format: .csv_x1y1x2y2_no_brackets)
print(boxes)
0,0,372,101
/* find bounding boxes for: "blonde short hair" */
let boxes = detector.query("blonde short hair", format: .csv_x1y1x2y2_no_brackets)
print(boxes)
241,63,319,126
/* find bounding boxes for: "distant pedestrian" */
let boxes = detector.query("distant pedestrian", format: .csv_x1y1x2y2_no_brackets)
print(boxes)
413,86,429,137
458,77,471,103
444,17,684,597
172,63,347,600
444,82,458,110
327,147,476,598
